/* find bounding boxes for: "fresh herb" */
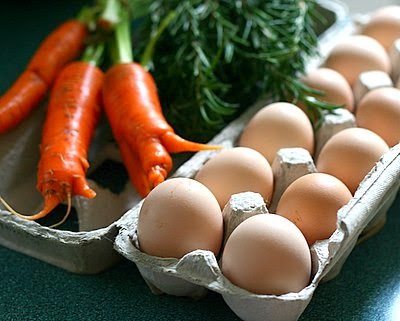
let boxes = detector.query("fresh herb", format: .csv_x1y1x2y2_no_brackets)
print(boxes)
295,80,344,129
127,0,335,141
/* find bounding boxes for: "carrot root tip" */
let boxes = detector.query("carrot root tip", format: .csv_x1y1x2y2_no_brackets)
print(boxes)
0,196,38,220
160,131,222,153
49,192,72,228
0,195,59,222
0,193,71,228
73,176,96,199
148,166,168,190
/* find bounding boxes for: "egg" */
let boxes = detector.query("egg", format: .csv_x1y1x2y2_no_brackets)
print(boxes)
360,5,400,51
194,147,274,208
301,67,354,112
220,214,311,295
356,87,400,147
316,127,389,194
238,102,315,164
136,177,223,259
324,35,391,87
276,173,352,246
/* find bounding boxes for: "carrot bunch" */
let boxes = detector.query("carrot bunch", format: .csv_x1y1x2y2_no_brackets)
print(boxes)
0,0,221,225
101,7,221,197
102,61,221,197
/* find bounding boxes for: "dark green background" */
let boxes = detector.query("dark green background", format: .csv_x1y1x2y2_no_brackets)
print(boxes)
1,2,400,320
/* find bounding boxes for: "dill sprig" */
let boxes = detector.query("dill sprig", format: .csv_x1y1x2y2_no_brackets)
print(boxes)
128,0,332,142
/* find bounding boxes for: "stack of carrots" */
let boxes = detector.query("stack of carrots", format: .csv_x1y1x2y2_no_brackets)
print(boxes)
0,0,220,226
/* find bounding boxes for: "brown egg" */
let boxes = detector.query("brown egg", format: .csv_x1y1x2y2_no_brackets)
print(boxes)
316,127,389,194
220,214,311,295
194,147,274,208
137,177,223,259
276,173,352,246
324,35,391,87
238,102,314,164
361,5,400,51
356,87,400,147
301,67,354,112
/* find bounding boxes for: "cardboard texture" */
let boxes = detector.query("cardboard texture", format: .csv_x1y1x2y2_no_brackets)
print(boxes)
114,131,400,321
114,143,400,321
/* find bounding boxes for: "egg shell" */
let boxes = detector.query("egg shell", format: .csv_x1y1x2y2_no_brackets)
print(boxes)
389,39,400,82
194,147,274,209
324,35,391,87
356,87,400,147
301,67,354,112
238,102,315,164
220,214,312,295
137,177,223,259
276,173,353,246
316,127,390,194
360,5,400,51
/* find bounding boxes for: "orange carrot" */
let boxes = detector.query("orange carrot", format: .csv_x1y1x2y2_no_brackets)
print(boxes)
98,5,221,197
0,71,47,133
0,19,87,134
102,62,221,197
0,60,104,222
27,20,88,86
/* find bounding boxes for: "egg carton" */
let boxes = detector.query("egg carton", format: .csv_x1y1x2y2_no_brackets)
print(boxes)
113,9,400,316
113,100,400,320
0,0,385,279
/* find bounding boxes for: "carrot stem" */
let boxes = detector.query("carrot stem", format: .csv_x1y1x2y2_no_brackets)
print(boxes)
112,5,133,64
82,42,105,66
76,5,95,24
140,10,177,69
99,0,121,28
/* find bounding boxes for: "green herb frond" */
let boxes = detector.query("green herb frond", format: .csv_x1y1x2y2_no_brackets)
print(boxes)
293,80,343,129
127,0,330,141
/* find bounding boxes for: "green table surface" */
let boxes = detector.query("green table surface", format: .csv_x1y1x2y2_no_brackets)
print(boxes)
1,2,400,321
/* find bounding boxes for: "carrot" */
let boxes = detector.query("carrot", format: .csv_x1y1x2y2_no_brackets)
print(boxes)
26,20,88,86
102,63,221,198
0,71,48,133
98,4,221,197
0,19,87,134
0,55,104,224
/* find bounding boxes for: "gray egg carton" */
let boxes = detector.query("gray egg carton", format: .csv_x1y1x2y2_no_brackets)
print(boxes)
113,96,400,320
